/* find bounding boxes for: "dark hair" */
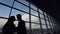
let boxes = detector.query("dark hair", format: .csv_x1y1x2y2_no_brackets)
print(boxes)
16,14,21,17
8,16,15,21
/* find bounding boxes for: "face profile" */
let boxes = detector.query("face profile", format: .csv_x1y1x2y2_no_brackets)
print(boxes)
16,14,22,20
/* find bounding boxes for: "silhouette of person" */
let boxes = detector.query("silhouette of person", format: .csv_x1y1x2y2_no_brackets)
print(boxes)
2,16,16,34
16,14,27,34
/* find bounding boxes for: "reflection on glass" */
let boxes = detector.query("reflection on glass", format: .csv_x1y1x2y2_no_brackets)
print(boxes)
0,18,8,32
31,15,39,23
11,9,29,21
31,9,38,16
14,2,29,13
41,19,45,24
0,0,14,6
31,23,40,34
0,5,10,18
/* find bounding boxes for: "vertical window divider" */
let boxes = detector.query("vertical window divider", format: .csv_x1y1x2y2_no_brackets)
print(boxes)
9,0,15,17
29,2,32,34
47,14,53,32
43,11,48,31
37,8,43,34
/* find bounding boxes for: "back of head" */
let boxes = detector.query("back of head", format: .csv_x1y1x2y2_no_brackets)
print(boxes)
8,16,15,21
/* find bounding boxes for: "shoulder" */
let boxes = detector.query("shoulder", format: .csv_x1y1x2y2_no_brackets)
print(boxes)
21,20,25,22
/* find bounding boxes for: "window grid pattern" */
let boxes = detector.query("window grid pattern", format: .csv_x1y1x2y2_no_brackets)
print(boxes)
0,0,55,34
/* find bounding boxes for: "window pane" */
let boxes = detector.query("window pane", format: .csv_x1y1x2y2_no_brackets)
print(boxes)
31,23,41,34
39,9,43,14
44,12,47,16
0,18,8,32
31,9,38,16
25,22,30,34
11,9,29,21
31,23,40,29
0,5,11,18
40,14,44,19
0,0,14,6
41,19,45,24
46,21,50,25
14,2,29,13
48,26,50,29
31,4,37,11
31,15,39,23
45,16,48,20
42,25,46,29
14,21,19,27
18,0,29,6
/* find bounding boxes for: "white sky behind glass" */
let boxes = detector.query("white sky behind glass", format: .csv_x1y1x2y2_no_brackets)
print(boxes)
0,0,52,30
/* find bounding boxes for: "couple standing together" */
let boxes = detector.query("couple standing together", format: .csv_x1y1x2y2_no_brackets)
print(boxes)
2,14,27,34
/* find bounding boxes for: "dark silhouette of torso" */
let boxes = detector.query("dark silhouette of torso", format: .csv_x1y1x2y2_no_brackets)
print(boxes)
17,20,27,34
2,16,16,34
2,21,15,34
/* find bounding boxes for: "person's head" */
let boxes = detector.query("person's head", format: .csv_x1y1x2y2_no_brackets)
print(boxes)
8,16,16,21
16,14,22,20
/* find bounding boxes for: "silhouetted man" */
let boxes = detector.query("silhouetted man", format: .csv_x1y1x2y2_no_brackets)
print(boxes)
16,14,27,34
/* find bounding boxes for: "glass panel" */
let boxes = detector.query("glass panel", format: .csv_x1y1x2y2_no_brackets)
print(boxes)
0,5,11,18
31,15,39,23
0,0,14,6
0,18,8,33
45,16,48,20
40,14,44,19
18,0,29,6
25,22,30,34
41,19,45,24
48,26,50,29
11,9,29,21
42,25,46,29
31,4,37,11
39,9,43,14
46,21,50,25
31,9,38,16
44,12,47,16
14,2,29,13
31,23,41,34
49,18,51,22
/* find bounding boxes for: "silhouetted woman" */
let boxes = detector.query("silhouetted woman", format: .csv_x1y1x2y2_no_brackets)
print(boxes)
2,16,16,34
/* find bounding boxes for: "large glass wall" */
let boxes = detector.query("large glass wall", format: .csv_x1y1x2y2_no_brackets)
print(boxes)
0,0,56,34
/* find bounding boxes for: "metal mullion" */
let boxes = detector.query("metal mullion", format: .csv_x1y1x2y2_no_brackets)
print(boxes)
9,0,15,17
47,15,53,32
43,12,48,31
0,17,8,19
0,2,43,19
15,0,37,12
37,8,43,34
29,2,32,34
51,18,55,32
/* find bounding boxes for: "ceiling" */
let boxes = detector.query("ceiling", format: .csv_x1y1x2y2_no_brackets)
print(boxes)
26,0,60,24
